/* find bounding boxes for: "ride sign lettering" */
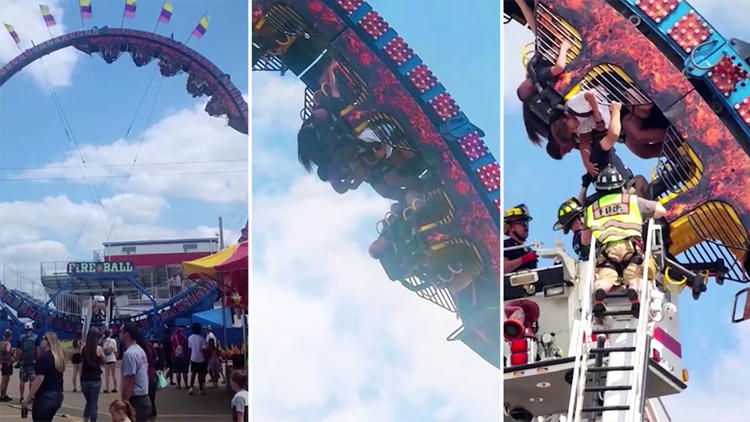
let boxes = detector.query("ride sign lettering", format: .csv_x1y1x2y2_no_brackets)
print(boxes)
67,261,134,274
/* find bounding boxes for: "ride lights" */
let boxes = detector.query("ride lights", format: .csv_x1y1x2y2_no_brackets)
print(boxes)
457,131,489,162
508,338,536,366
383,37,414,66
635,0,681,23
476,162,500,192
735,96,750,126
667,10,712,53
406,64,437,93
334,0,363,14
493,197,501,213
359,11,389,39
708,54,748,96
429,92,459,120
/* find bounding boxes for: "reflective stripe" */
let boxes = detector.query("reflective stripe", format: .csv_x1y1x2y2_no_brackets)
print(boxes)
585,193,643,243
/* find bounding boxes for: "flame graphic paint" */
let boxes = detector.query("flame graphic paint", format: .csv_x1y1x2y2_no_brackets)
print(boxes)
546,0,750,250
332,30,500,276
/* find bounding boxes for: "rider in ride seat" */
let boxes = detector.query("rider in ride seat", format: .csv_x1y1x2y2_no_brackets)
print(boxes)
514,0,573,147
504,205,538,274
620,97,671,159
553,197,589,261
579,165,666,317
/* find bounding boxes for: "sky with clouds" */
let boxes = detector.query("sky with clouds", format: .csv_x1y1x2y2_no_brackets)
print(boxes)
503,0,750,419
251,0,501,421
0,0,248,292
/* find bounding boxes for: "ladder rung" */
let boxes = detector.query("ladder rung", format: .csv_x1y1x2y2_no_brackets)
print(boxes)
588,365,634,372
600,309,636,317
582,405,631,413
603,291,630,299
584,385,632,392
590,346,636,353
592,327,637,335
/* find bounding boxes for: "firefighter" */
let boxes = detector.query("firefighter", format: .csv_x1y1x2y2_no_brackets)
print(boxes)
504,204,538,273
580,165,665,317
552,197,589,261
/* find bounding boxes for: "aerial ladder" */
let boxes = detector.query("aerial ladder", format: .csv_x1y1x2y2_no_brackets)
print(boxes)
566,220,668,422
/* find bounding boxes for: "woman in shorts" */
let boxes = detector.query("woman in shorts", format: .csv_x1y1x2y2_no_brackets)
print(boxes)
0,329,13,402
71,331,83,392
102,329,118,393
170,328,189,389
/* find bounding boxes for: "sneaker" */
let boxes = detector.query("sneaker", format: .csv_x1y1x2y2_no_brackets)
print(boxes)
0,396,11,402
189,388,194,395
103,390,109,394
111,389,118,393
592,288,607,316
627,287,640,317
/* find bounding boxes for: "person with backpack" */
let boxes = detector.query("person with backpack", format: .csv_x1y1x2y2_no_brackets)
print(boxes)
16,322,40,404
102,329,119,394
170,328,188,389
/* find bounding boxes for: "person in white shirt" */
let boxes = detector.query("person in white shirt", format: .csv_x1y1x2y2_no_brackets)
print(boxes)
204,326,218,347
230,371,248,422
186,323,207,395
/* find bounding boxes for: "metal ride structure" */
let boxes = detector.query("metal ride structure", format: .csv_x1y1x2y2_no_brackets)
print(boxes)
0,21,247,340
252,0,501,366
503,0,750,421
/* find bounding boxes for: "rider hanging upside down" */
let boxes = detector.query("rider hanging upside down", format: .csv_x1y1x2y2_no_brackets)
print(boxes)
579,165,665,317
514,0,573,147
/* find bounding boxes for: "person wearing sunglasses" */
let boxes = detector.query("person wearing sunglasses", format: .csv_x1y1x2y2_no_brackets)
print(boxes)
21,332,65,422
504,204,538,274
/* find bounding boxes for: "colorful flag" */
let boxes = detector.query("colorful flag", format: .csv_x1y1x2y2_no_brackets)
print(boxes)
3,23,20,44
80,0,92,19
238,221,248,242
158,1,172,24
39,5,57,27
191,14,210,38
123,0,136,19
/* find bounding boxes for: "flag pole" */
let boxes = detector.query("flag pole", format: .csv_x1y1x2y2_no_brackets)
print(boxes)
120,15,125,28
81,12,86,30
153,20,160,34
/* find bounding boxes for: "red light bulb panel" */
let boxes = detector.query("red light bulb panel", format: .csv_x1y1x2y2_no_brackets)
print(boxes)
508,338,536,366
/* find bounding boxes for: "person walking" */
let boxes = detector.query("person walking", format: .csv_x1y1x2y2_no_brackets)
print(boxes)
0,329,13,401
16,322,40,404
71,330,83,392
120,323,151,422
102,329,119,393
170,328,188,389
21,331,65,422
80,328,105,422
187,323,207,395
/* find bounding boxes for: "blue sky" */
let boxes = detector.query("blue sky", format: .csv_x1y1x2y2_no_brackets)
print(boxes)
503,1,750,418
0,0,248,290
251,1,500,421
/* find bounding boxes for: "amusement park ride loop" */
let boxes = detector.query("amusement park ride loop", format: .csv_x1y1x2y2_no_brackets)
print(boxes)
0,27,249,135
0,24,247,339
252,0,501,367
503,0,750,421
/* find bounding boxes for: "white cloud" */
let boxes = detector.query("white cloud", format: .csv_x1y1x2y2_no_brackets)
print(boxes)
15,101,248,204
0,0,80,88
663,322,750,420
252,177,501,422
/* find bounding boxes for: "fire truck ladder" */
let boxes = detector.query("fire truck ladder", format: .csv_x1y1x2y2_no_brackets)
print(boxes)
567,220,663,422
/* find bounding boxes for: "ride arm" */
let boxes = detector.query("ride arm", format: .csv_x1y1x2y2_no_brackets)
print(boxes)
551,40,571,76
513,0,536,33
599,101,622,150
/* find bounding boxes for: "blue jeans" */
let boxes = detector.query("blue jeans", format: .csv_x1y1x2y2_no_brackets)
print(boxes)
32,390,63,422
80,380,101,421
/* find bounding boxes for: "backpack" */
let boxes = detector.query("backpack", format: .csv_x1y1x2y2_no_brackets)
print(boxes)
174,344,184,358
103,339,115,356
19,334,37,366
